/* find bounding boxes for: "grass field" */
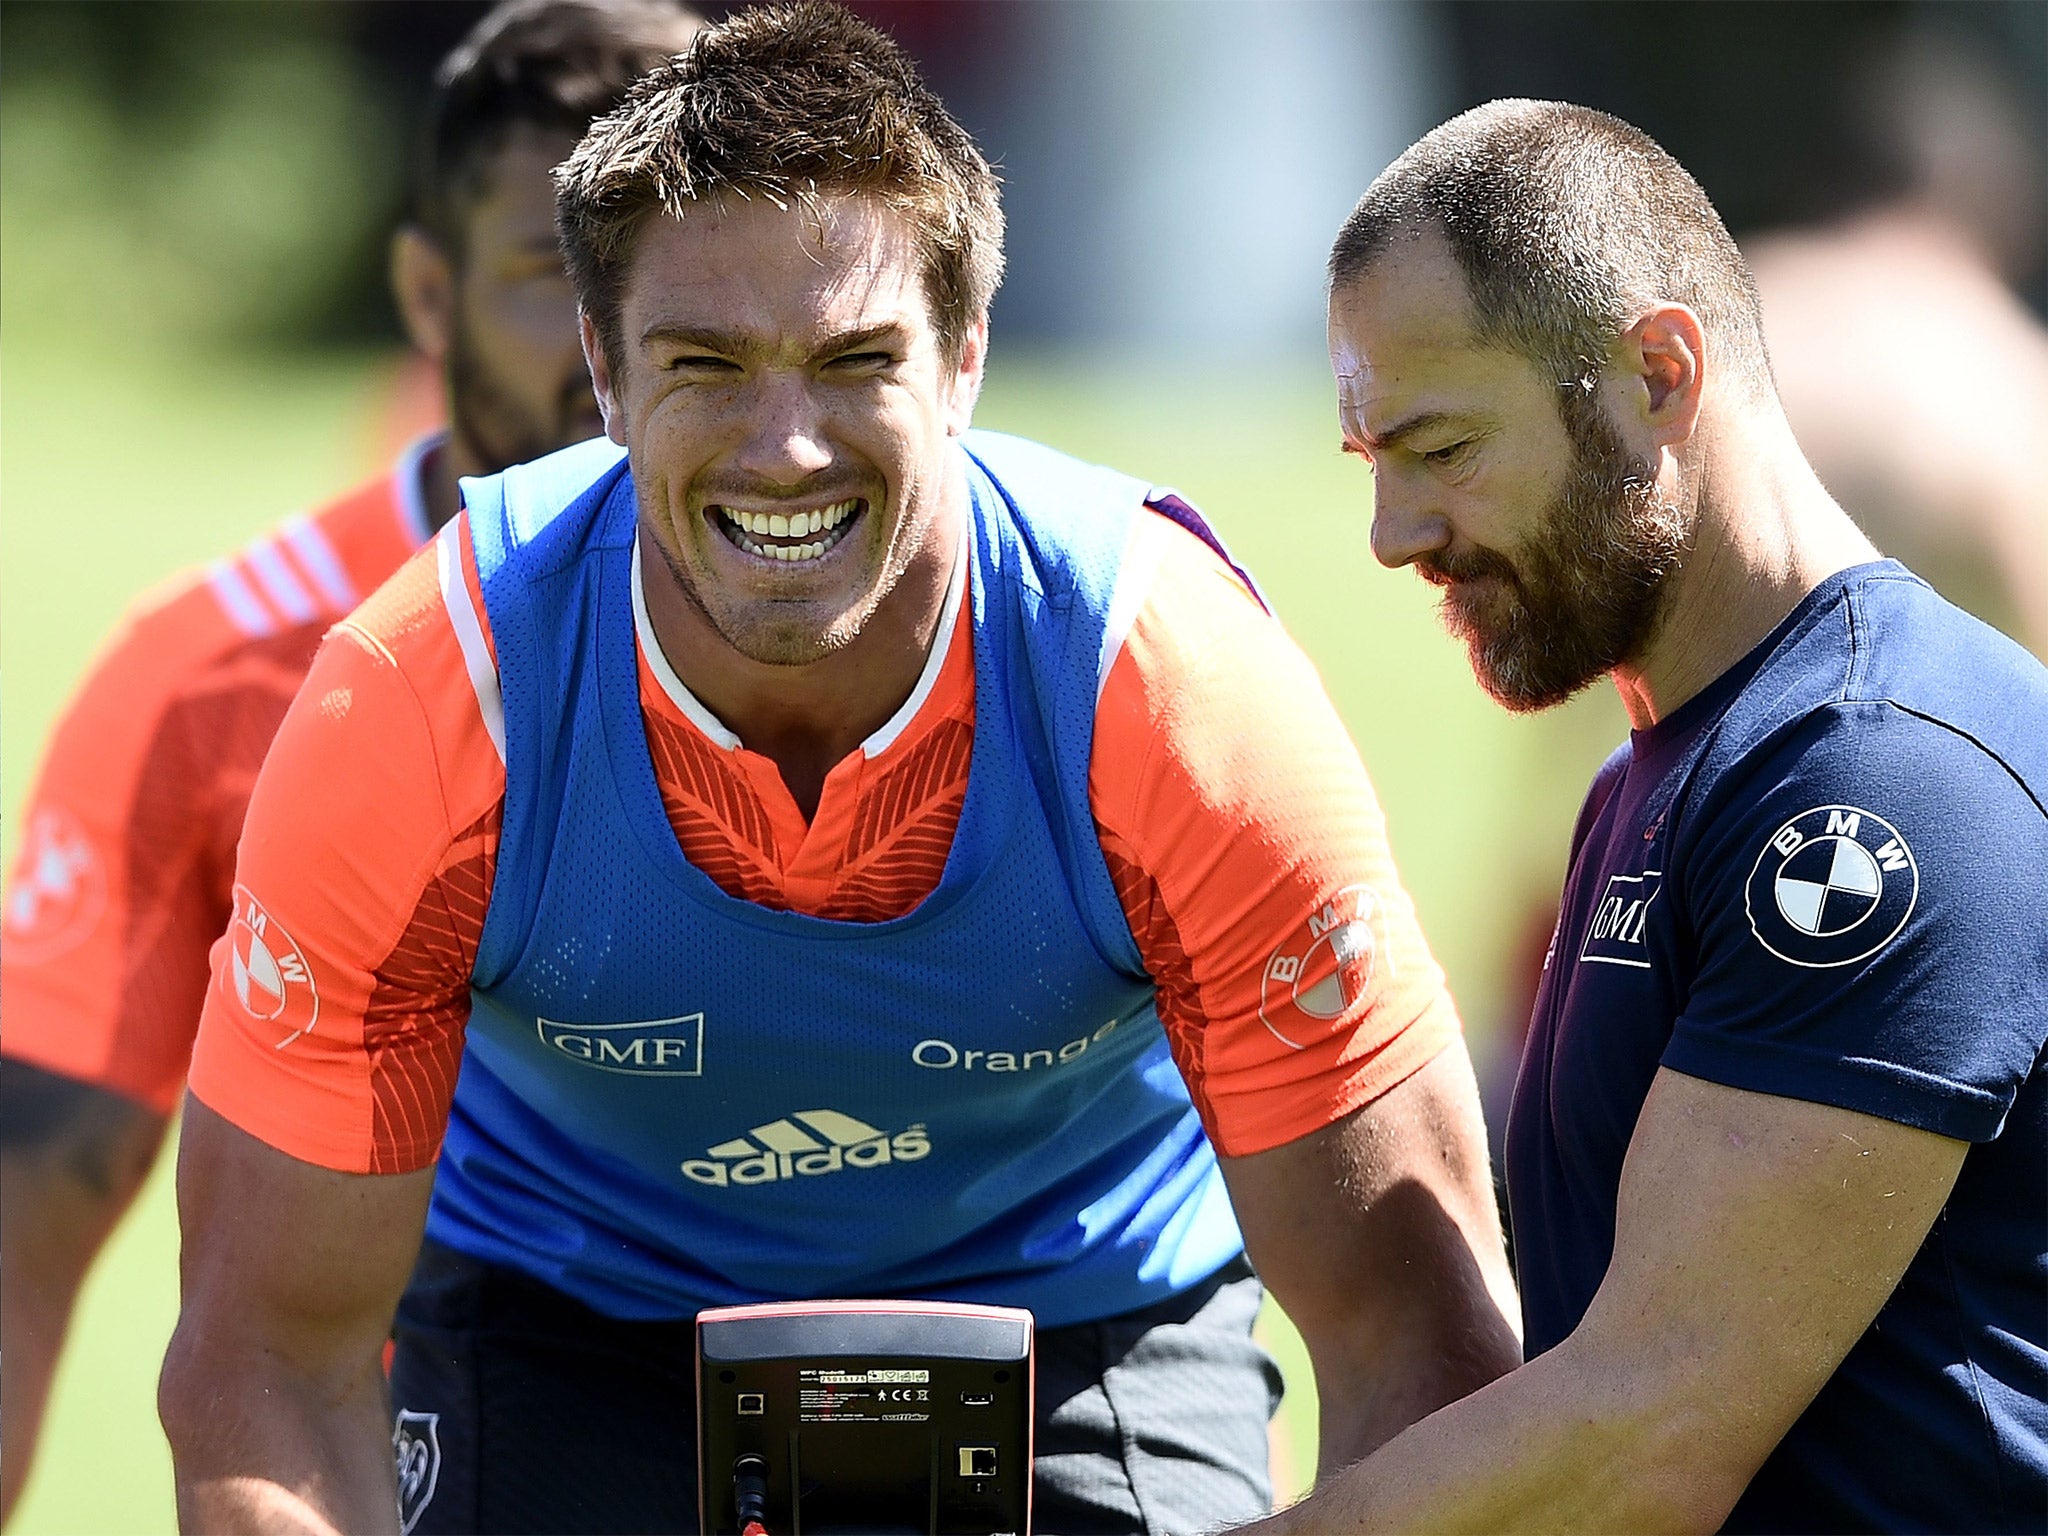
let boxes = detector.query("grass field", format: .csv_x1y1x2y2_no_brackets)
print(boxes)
2,329,1627,1532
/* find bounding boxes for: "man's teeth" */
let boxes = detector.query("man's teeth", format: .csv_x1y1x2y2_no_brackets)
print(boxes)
718,498,859,563
723,498,858,539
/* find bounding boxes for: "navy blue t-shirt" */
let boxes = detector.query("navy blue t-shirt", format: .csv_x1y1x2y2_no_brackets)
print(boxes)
1506,562,2048,1533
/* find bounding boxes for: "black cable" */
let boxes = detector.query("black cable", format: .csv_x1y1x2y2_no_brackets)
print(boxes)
733,1452,770,1536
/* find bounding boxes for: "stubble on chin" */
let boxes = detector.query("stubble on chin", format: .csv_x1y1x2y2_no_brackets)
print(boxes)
1440,435,1690,714
640,490,892,670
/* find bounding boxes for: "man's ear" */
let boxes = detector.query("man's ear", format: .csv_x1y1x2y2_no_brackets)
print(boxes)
1616,303,1707,451
581,312,627,446
943,313,990,437
390,225,455,363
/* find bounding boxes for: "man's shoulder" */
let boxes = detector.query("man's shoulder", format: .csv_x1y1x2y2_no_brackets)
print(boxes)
1663,571,2048,976
1705,564,2048,818
299,460,428,586
460,436,631,576
329,519,479,700
962,430,1267,628
962,429,1147,501
1839,566,2048,788
56,465,416,729
962,430,1152,582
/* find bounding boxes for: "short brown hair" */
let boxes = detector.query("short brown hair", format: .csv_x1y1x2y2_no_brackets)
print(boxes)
554,0,1005,365
417,0,704,252
1330,100,1773,410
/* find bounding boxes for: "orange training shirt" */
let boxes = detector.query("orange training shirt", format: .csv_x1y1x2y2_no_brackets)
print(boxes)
1,441,437,1114
188,503,1458,1170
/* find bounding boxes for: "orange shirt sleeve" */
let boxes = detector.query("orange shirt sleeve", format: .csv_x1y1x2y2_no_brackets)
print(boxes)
1090,510,1459,1158
1,477,422,1114
186,524,504,1174
0,579,309,1112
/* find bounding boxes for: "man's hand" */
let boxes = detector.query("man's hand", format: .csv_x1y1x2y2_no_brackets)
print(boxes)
1239,1067,1969,1534
158,1097,434,1536
1,1061,167,1524
1219,1045,1522,1477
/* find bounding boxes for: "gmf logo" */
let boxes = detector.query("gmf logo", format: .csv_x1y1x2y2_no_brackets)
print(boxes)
1259,885,1387,1048
225,885,319,1047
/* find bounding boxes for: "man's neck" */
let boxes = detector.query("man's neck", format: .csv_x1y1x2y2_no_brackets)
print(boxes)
419,428,489,537
1610,404,1880,730
639,470,967,820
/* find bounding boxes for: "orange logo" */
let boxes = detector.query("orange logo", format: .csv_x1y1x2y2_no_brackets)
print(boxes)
1258,885,1387,1049
225,885,319,1046
2,808,107,965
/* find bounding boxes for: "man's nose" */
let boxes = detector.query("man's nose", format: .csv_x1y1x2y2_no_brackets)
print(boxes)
730,372,834,485
1367,473,1451,570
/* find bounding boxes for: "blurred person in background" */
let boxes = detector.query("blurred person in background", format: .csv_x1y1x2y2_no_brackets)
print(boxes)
1746,25,2048,658
0,0,702,1521
1250,99,2048,1533
157,7,1520,1533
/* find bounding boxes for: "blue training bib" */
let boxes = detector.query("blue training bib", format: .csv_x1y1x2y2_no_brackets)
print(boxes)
422,431,1245,1324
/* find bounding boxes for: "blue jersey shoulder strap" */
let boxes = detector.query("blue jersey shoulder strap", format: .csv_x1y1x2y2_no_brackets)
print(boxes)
459,436,631,981
961,430,1148,974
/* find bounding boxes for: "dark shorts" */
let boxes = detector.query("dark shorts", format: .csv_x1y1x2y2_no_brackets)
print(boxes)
389,1241,1281,1536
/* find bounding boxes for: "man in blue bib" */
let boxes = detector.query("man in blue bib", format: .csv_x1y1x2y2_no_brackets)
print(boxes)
160,7,1521,1533
1247,100,2048,1534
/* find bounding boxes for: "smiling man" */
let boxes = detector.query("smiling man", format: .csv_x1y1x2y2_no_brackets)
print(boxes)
1239,100,2048,1534
156,8,1519,1535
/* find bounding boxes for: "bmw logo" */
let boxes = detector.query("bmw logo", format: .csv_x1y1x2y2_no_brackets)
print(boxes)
1744,805,1918,968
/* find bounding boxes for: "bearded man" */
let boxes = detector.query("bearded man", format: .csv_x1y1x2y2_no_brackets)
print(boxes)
1245,99,2048,1534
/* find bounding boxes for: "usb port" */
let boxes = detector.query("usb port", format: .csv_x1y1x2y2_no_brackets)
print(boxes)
960,1392,994,1407
737,1393,766,1415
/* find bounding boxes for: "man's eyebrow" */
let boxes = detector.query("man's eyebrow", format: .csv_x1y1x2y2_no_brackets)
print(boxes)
1353,409,1466,452
636,321,909,357
816,322,907,356
639,322,748,353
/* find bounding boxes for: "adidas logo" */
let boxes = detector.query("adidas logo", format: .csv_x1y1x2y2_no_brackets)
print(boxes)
680,1109,930,1188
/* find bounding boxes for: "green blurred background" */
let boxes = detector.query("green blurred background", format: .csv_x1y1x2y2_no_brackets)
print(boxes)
3,1,2041,1529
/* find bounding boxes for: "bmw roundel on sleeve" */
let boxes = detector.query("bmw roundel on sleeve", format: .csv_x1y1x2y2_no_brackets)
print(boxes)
1,806,108,965
1744,804,1919,968
226,884,321,1046
1258,884,1388,1048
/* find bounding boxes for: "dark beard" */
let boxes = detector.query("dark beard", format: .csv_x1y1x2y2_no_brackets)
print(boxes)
446,313,597,475
1422,407,1690,713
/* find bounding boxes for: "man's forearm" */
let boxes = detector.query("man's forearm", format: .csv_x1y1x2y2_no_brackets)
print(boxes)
0,1070,166,1523
1260,1337,1721,1535
0,1161,105,1524
161,1342,399,1536
1311,1290,1522,1478
166,1101,437,1536
1222,1049,1525,1481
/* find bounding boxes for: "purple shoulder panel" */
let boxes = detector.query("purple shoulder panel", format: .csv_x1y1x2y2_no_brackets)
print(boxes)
1141,489,1271,615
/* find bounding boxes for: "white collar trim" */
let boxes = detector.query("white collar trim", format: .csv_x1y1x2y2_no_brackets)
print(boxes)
393,429,448,548
859,516,969,758
632,538,743,751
